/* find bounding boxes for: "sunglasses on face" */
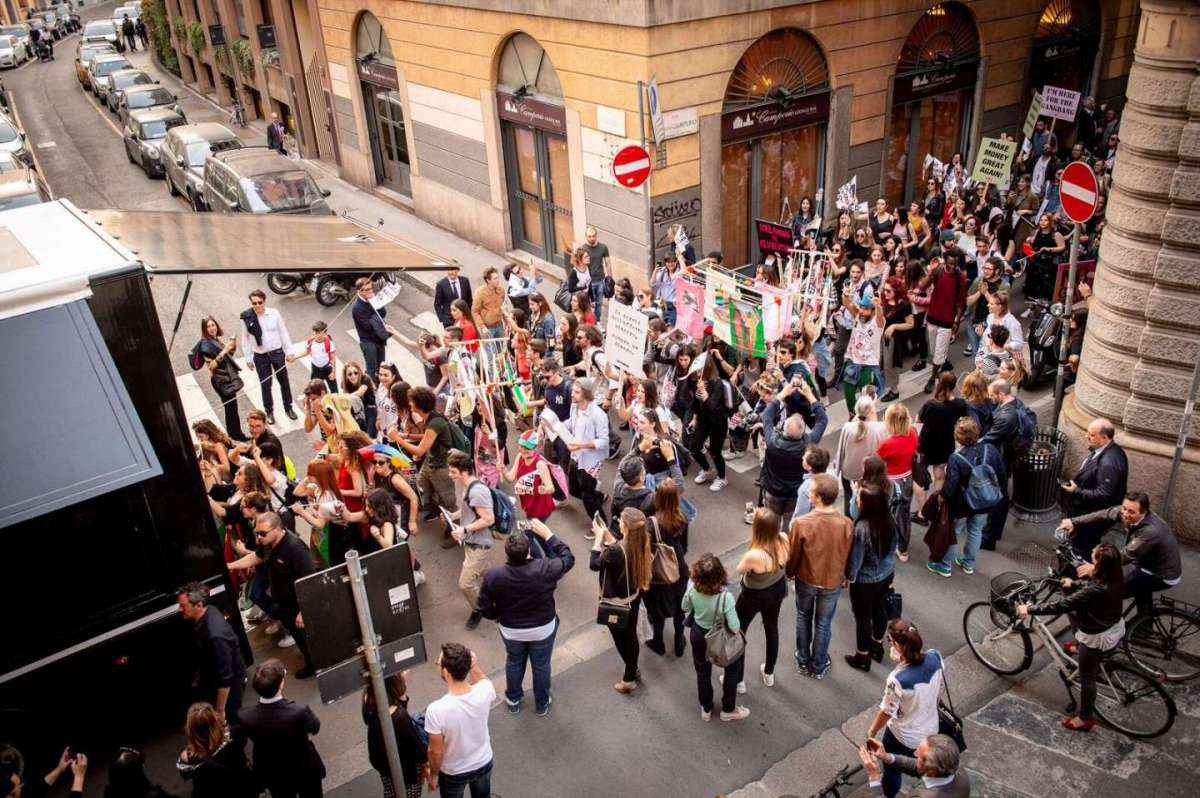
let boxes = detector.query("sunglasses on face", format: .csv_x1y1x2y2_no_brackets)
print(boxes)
251,300,264,306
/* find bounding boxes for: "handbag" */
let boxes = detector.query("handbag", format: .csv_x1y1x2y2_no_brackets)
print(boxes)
937,653,968,751
596,544,639,631
705,592,746,667
911,450,931,491
648,518,681,585
921,492,955,563
884,588,903,620
554,284,573,313
603,275,615,299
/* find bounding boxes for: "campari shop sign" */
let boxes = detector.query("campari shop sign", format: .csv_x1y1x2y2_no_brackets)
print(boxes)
721,92,831,143
891,61,978,105
497,91,566,135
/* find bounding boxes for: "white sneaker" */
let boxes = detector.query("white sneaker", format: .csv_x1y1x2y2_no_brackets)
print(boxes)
277,634,296,648
709,478,728,492
694,470,714,485
743,502,755,524
761,663,775,687
700,708,712,722
245,605,262,620
720,706,751,722
719,673,747,694
264,620,282,636
413,570,426,587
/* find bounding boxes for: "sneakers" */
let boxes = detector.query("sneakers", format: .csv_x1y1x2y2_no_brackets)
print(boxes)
277,634,296,648
897,550,909,563
536,695,553,717
413,569,427,587
700,708,712,722
264,620,282,636
963,346,975,357
926,561,952,578
645,638,667,657
709,478,728,493
954,558,975,575
806,660,831,680
719,674,747,694
794,654,811,676
695,469,715,485
507,701,521,715
614,680,639,694
743,502,755,525
880,389,899,402
465,610,483,630
721,706,751,722
760,663,775,687
244,603,261,619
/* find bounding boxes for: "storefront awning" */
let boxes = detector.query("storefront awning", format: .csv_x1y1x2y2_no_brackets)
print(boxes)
80,210,447,275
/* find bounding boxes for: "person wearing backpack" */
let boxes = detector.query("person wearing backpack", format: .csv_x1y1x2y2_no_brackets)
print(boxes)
394,387,461,550
927,417,1005,577
980,378,1033,549
446,450,498,631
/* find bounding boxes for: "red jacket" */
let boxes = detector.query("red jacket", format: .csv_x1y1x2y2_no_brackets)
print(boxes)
923,266,968,327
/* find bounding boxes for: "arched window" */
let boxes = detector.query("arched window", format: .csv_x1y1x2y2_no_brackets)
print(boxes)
497,32,562,101
723,28,829,112
1036,0,1100,44
356,12,394,68
897,2,980,76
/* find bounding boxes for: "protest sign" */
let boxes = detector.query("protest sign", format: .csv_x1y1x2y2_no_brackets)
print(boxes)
835,176,858,210
1041,86,1080,122
971,137,1018,185
1022,92,1043,140
674,276,706,338
755,218,793,256
704,268,740,322
604,299,649,377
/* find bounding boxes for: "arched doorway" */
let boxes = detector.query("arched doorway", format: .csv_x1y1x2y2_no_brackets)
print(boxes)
721,28,830,266
496,33,571,265
884,2,980,206
1029,0,1100,148
356,13,410,196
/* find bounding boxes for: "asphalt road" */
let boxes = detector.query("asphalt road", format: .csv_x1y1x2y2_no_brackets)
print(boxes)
14,11,1194,798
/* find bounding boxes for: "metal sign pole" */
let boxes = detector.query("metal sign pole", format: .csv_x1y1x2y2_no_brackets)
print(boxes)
1163,349,1200,523
346,549,406,793
637,80,654,279
1052,222,1081,431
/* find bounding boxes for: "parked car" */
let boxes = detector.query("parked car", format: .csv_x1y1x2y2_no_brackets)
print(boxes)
163,122,243,211
202,148,332,215
0,25,32,60
118,85,182,128
75,41,116,87
82,19,119,47
0,116,30,166
0,169,50,211
106,69,154,113
88,53,132,100
0,35,27,69
113,6,140,25
0,150,23,173
123,107,186,178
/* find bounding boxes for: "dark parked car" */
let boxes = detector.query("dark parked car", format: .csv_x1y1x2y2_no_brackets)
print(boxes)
118,85,183,128
106,68,154,113
123,107,186,178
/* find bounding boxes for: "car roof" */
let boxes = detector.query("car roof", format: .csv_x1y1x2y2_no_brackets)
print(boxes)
211,147,301,176
111,68,148,80
0,171,39,198
124,84,167,97
93,54,129,66
130,107,183,124
168,123,239,144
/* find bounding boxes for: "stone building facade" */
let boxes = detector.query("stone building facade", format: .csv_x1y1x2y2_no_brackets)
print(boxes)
310,0,1138,278
1061,0,1200,540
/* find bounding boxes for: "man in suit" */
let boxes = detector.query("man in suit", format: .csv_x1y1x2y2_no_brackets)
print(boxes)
1061,418,1128,517
350,277,402,381
858,734,971,797
267,114,287,154
434,264,472,328
240,659,325,798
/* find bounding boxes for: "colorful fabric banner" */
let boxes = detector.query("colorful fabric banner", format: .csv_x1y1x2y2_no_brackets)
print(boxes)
704,269,740,322
758,283,793,342
715,294,766,357
674,276,706,338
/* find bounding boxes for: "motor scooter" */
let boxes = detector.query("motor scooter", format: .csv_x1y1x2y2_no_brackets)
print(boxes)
1023,298,1066,388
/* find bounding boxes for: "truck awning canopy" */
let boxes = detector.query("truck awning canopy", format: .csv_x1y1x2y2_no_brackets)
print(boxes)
81,209,447,274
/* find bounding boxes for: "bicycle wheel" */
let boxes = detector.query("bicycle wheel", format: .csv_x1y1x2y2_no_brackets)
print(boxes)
963,601,1032,675
1092,661,1176,738
1122,608,1200,682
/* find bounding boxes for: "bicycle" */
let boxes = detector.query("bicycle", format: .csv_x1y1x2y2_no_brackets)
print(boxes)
229,100,246,128
808,764,861,798
963,568,1176,738
1054,543,1200,682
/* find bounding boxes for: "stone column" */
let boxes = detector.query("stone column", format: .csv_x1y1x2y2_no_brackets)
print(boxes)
1060,0,1200,540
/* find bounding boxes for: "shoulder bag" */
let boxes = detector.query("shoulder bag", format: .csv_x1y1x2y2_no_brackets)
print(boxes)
936,651,968,751
554,283,573,313
596,544,639,631
705,591,746,667
648,517,681,586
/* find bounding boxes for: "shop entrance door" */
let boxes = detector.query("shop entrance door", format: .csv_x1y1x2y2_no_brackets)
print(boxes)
885,90,972,207
364,84,411,196
502,123,573,265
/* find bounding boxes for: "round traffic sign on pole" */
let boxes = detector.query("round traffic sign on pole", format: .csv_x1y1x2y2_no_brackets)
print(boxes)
1059,161,1099,224
613,145,652,188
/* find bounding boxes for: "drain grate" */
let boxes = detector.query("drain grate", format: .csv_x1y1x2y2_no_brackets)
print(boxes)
1003,540,1058,575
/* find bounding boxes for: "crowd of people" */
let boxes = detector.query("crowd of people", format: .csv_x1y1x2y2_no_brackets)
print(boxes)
14,93,1166,798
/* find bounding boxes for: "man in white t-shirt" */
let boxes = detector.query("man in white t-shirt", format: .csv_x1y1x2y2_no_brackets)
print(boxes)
841,292,886,408
425,642,497,797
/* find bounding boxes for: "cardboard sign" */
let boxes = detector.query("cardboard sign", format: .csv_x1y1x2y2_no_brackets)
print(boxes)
1023,92,1044,140
835,176,858,211
1054,259,1097,305
971,137,1018,185
755,218,793,256
603,299,649,377
1041,86,1081,122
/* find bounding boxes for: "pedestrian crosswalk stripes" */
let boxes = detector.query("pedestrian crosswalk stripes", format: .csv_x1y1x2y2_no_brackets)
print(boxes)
232,356,307,434
343,328,427,388
175,373,223,444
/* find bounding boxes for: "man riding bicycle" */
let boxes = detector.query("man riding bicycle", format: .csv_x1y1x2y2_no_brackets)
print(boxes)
1056,491,1182,617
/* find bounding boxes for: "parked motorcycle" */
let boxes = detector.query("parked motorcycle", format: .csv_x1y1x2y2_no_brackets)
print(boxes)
314,271,396,308
1024,298,1066,388
266,272,319,297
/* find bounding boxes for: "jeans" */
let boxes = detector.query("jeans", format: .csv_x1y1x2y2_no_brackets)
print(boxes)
736,577,787,675
502,620,557,711
589,280,605,323
689,619,744,713
662,302,676,326
247,565,281,620
794,580,842,672
881,727,916,798
942,513,987,569
361,340,386,381
849,574,892,653
965,319,984,354
983,480,1010,545
439,760,493,798
252,348,293,415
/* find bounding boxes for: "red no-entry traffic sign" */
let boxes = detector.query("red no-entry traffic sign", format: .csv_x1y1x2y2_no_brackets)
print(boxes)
1060,161,1099,224
613,145,652,188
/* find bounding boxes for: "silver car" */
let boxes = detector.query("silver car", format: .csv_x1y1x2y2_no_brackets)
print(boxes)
106,69,154,113
0,170,50,211
0,25,31,60
89,53,133,100
118,85,183,128
202,148,332,215
0,35,26,69
0,117,29,166
123,108,186,178
82,19,119,47
162,123,243,211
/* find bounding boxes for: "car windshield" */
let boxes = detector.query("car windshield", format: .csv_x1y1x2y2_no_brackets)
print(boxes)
185,138,240,167
85,21,115,36
0,190,42,212
141,118,184,140
95,59,130,76
128,88,173,108
0,122,18,144
114,72,151,90
242,171,323,213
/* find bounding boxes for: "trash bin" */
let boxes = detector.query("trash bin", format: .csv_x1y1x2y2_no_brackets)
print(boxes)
1011,426,1068,520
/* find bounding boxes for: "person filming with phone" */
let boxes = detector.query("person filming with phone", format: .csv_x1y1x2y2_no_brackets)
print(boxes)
856,733,970,797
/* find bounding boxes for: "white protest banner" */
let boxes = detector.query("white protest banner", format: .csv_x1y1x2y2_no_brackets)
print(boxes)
370,280,401,309
923,153,946,181
971,137,1019,186
835,175,858,210
604,299,649,377
1022,92,1043,140
1041,86,1081,122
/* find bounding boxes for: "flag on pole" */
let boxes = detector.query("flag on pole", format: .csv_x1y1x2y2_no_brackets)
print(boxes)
506,359,529,416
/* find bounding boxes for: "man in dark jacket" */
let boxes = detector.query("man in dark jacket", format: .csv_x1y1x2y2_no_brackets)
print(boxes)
1062,418,1128,517
928,417,1006,577
433,264,472,328
477,519,574,716
120,14,137,51
608,456,655,533
267,114,287,154
177,582,247,737
979,378,1030,549
760,380,828,520
240,659,325,798
350,277,401,380
918,252,968,393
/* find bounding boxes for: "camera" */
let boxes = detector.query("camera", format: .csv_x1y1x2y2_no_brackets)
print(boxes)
516,520,533,533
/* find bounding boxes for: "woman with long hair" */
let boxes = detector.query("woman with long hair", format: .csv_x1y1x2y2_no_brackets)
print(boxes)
906,202,933,258
643,478,690,657
341,360,378,436
193,420,233,481
960,369,996,435
571,290,596,326
734,508,790,688
361,672,428,797
292,458,348,567
916,370,970,499
632,409,684,494
554,312,581,369
449,298,479,353
689,351,735,493
374,363,401,440
1026,211,1068,301
667,345,697,432
340,487,401,555
834,395,888,514
177,702,256,797
831,210,855,251
591,507,653,694
1017,542,1125,732
876,403,917,561
922,176,945,223
193,316,248,441
879,277,914,402
683,553,749,721
529,292,557,352
905,259,931,367
844,487,897,671
566,245,592,298
336,431,372,551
